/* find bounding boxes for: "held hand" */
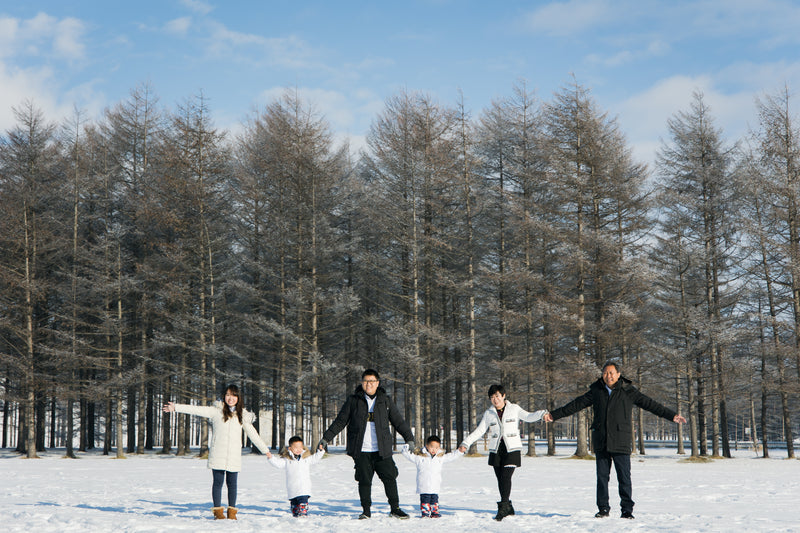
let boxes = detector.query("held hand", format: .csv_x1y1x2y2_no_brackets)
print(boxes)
543,412,553,423
162,401,175,413
673,414,687,424
317,438,328,451
458,445,466,453
266,450,273,459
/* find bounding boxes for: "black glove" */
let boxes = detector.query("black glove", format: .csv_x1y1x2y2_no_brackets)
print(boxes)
317,438,328,451
405,439,419,454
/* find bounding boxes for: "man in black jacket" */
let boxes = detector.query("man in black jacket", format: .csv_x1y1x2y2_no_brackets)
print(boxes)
319,369,415,519
543,362,686,519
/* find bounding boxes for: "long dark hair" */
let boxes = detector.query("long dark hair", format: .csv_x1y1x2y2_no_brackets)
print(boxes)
221,384,244,423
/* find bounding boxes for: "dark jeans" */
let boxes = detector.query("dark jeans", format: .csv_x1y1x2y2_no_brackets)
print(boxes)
212,469,238,508
420,493,439,505
353,452,400,510
492,465,515,502
595,449,633,513
290,495,310,516
290,495,310,506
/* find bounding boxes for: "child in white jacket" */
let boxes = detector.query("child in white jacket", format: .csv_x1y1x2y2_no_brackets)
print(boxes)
267,435,325,516
401,435,463,518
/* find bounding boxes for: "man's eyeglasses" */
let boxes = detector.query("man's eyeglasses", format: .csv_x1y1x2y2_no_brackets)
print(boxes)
362,380,379,384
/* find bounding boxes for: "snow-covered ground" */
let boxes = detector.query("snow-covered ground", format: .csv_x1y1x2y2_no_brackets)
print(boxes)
3,444,798,532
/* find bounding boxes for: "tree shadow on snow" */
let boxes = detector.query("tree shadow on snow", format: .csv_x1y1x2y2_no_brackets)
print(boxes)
245,498,372,517
443,504,570,519
128,499,214,518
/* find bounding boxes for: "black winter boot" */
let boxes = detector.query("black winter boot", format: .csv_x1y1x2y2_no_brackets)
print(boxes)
494,501,513,521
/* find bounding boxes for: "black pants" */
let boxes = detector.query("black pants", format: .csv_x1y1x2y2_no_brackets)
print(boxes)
489,439,518,502
595,449,633,513
211,469,238,508
492,465,515,502
353,452,400,510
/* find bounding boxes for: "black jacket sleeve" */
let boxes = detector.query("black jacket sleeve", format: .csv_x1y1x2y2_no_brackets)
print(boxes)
323,395,354,442
631,388,676,421
387,396,414,442
549,388,594,421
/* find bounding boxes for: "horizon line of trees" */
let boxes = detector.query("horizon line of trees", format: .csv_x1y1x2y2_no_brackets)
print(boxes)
1,78,799,460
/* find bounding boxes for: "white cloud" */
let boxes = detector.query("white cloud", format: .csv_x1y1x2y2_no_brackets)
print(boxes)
614,74,758,169
203,21,322,70
586,38,670,68
0,13,86,61
53,17,86,60
0,61,59,133
524,0,618,36
253,86,382,155
164,17,192,37
180,0,214,16
257,87,355,129
0,59,105,137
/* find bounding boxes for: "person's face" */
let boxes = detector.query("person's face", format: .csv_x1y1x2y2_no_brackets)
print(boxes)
602,365,620,388
362,375,379,396
289,441,304,456
224,390,239,408
490,391,506,410
425,441,441,456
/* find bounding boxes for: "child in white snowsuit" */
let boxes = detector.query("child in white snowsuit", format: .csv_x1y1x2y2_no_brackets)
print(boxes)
267,435,325,516
401,435,463,518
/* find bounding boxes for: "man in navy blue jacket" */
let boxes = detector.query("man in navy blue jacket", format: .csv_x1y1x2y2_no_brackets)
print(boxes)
544,362,686,519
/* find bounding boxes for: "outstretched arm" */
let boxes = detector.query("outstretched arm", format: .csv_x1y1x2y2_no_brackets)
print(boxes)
321,396,354,448
388,398,415,445
242,414,271,455
459,412,490,452
519,408,547,423
400,444,422,464
166,402,217,419
632,389,680,422
548,389,594,421
309,447,326,464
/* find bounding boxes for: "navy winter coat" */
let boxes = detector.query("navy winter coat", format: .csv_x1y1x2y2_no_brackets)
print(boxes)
549,376,676,454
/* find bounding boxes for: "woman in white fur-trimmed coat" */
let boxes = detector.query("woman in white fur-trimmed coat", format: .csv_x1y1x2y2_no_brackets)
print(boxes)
163,384,270,520
458,384,546,521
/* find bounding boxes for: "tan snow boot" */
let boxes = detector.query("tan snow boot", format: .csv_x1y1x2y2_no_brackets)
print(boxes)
212,506,225,520
227,506,238,520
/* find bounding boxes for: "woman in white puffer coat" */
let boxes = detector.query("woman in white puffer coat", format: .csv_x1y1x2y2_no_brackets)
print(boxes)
458,384,546,521
163,384,270,521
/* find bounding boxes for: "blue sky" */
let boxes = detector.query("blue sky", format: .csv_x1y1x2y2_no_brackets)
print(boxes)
2,0,800,168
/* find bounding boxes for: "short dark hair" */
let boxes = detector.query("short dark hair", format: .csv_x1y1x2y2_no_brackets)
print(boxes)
288,435,303,446
425,435,441,445
362,368,380,381
488,384,505,397
602,361,621,373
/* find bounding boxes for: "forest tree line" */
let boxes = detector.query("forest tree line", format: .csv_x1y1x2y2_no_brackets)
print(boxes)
1,79,799,460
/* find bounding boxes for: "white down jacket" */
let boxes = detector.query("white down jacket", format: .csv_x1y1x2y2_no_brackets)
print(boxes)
460,401,546,453
401,445,462,494
173,401,269,472
267,447,325,499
